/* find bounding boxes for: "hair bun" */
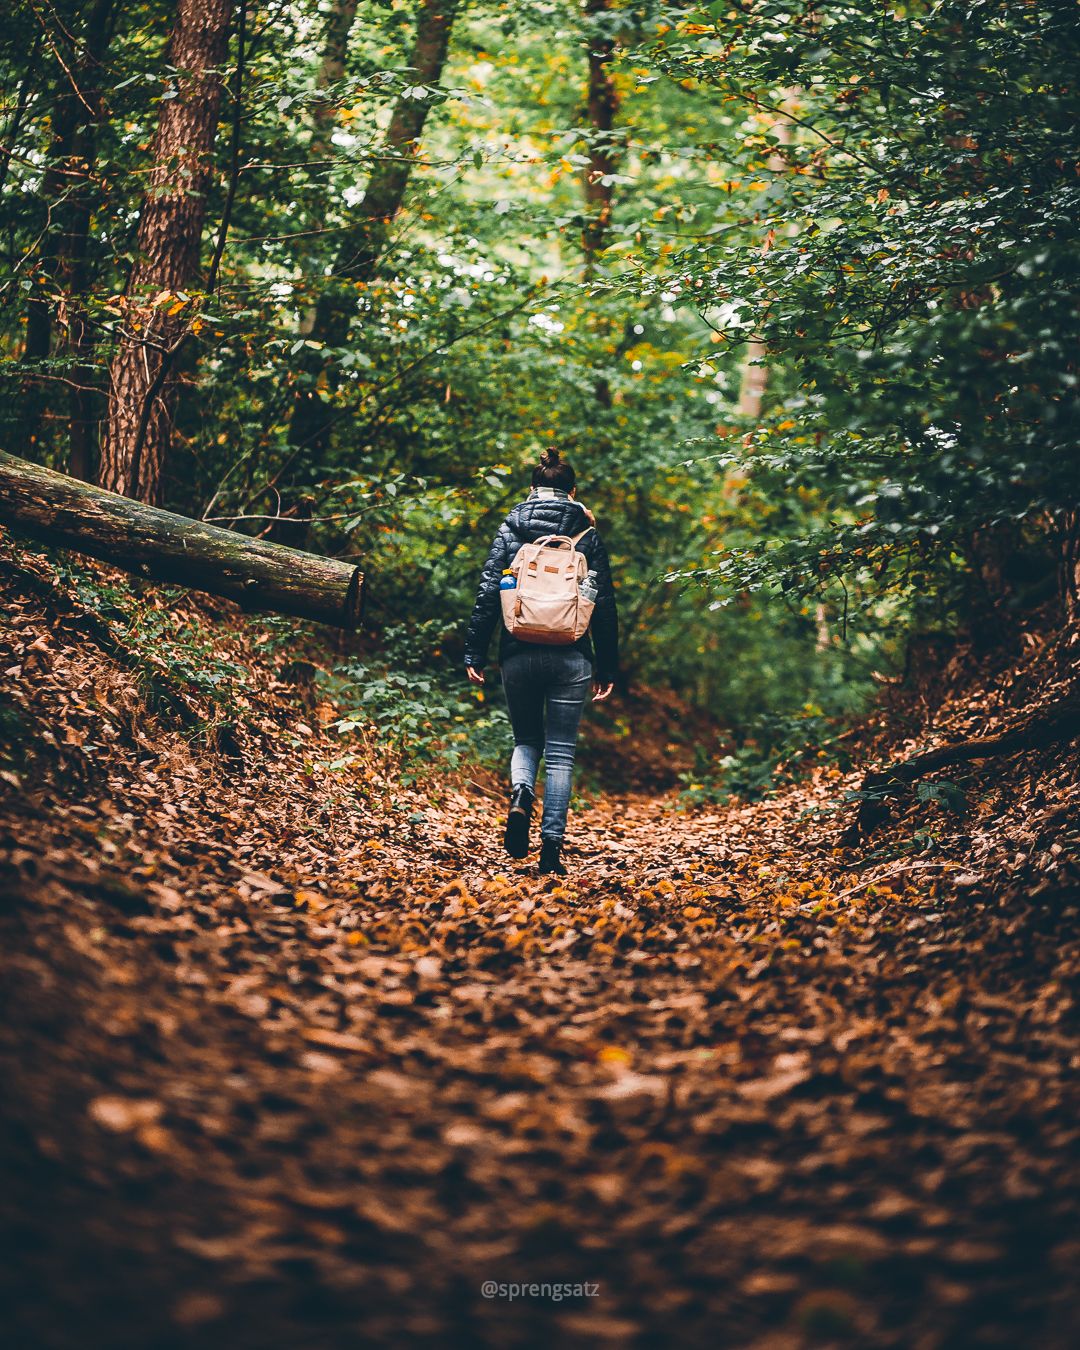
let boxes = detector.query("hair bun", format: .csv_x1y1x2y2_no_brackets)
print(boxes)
531,444,576,491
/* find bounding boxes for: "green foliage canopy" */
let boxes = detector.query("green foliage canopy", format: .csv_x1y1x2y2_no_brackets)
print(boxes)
8,0,1071,739
620,0,1079,622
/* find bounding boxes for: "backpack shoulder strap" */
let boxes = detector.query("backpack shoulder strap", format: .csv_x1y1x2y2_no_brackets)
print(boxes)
571,526,593,545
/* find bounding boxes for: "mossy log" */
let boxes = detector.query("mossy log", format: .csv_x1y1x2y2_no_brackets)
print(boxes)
0,451,363,629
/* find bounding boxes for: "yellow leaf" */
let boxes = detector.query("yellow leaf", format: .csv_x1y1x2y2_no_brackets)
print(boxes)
295,888,328,911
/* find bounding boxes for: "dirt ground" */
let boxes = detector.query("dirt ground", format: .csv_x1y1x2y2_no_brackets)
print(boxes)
3,546,1080,1350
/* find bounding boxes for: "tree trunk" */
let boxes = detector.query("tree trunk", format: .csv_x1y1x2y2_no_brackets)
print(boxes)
58,0,118,482
297,0,362,336
579,0,621,409
738,340,768,416
581,0,619,259
19,27,78,460
336,0,458,281
1059,508,1080,624
319,0,359,89
287,0,459,459
22,2,115,467
99,0,232,506
23,72,77,365
737,102,794,419
311,0,359,158
0,451,364,629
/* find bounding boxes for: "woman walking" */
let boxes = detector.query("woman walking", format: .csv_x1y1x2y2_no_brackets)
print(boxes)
464,449,618,876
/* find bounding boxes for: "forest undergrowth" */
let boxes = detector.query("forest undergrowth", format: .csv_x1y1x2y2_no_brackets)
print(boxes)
3,538,1080,1350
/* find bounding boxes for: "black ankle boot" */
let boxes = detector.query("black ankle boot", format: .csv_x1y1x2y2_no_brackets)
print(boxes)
503,785,534,858
538,839,567,876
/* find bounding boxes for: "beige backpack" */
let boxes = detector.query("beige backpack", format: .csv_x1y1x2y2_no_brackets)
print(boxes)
500,529,595,645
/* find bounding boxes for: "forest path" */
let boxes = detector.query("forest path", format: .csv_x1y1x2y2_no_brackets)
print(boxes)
2,556,1080,1349
6,777,1080,1350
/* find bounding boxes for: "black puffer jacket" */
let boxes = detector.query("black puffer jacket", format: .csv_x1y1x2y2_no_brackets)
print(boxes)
463,490,619,683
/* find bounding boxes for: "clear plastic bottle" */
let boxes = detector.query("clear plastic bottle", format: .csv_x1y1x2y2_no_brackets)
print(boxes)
578,569,598,603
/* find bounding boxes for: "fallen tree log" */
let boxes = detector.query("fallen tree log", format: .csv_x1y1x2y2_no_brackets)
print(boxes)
848,689,1080,837
0,451,364,629
888,691,1080,782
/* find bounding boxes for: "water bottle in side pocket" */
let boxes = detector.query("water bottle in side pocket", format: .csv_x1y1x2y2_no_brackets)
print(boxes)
578,569,598,603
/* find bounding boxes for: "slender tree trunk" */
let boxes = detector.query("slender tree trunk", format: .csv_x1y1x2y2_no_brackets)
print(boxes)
287,0,459,459
22,4,113,364
21,27,84,460
23,76,77,366
580,0,621,409
297,0,362,342
56,0,117,481
737,103,794,419
6,36,45,461
336,0,458,281
738,340,768,416
311,0,359,158
19,5,113,466
1061,509,1080,625
319,0,359,88
99,0,232,505
581,0,619,260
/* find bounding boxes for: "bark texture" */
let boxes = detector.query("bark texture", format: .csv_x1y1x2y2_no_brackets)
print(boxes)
100,0,232,506
581,0,619,258
287,0,459,458
0,451,363,629
579,0,622,410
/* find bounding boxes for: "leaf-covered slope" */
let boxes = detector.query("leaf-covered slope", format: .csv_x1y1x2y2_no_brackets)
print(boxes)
2,544,1080,1350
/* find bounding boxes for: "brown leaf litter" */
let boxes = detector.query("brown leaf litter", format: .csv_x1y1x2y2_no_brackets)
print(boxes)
2,542,1080,1350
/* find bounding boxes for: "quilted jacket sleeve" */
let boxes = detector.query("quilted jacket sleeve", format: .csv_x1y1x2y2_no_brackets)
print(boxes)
463,523,514,669
582,528,619,684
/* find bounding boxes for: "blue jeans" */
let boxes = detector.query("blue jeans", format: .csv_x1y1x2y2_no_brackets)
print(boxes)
500,648,592,843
